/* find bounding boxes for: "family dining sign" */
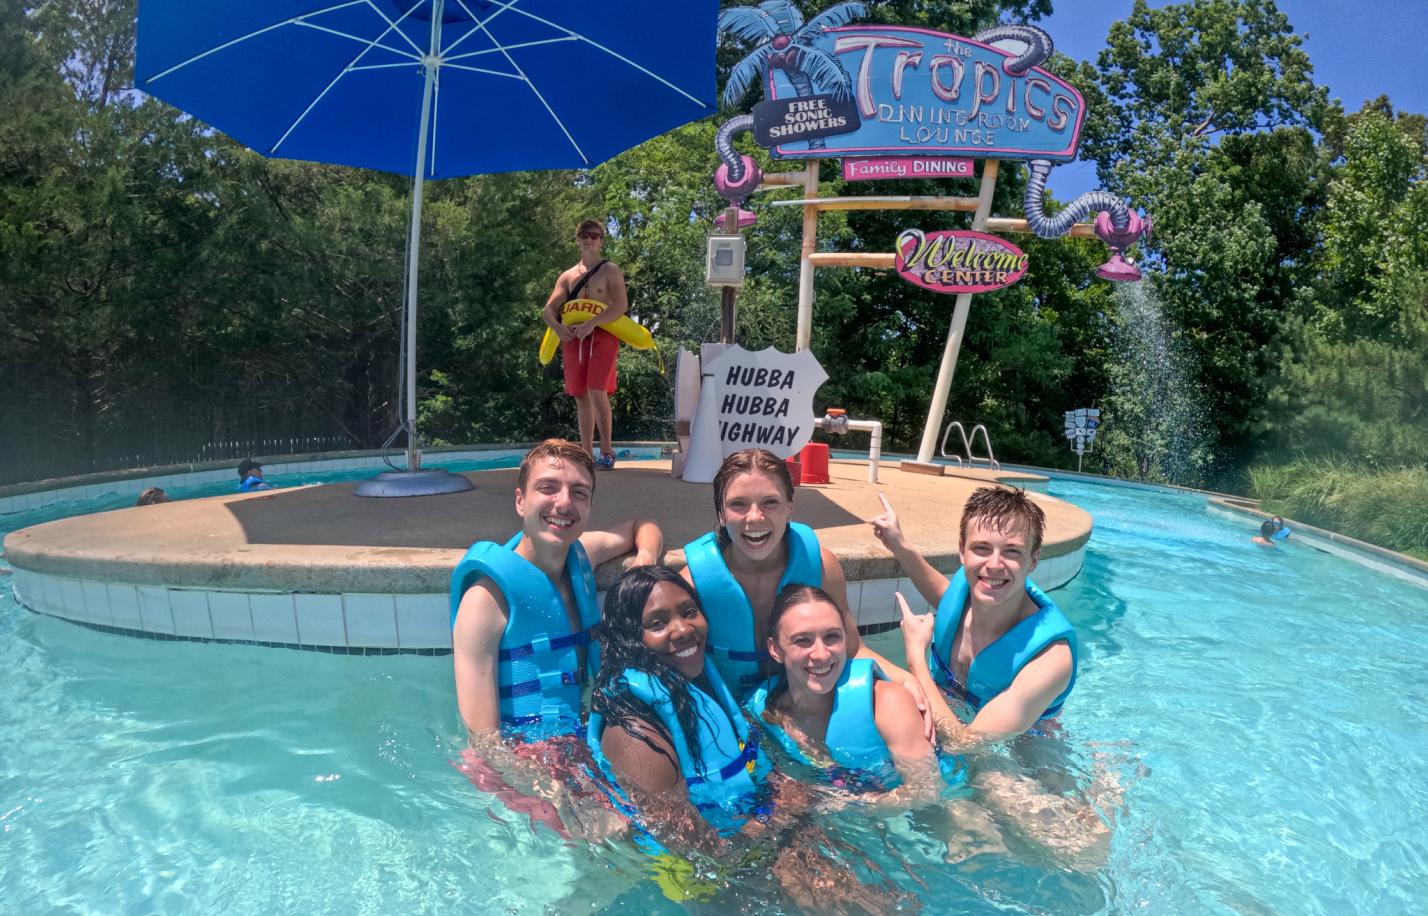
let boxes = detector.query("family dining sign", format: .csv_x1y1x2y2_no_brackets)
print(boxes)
764,25,1084,161
895,229,1029,293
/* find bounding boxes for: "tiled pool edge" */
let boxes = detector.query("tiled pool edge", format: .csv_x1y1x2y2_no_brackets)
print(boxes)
9,546,1086,651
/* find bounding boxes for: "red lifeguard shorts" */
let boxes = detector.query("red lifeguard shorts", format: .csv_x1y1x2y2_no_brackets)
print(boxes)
562,328,619,397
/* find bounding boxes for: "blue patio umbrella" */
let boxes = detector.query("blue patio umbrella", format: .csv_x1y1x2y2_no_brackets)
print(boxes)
136,0,717,491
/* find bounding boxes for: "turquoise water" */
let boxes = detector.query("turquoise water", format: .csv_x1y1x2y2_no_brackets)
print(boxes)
1,469,1425,915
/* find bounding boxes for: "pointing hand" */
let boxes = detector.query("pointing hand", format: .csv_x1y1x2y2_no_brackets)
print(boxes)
867,492,907,552
897,591,936,657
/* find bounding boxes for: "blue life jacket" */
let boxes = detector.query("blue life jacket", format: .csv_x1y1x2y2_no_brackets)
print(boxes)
683,521,822,695
1271,525,1291,540
449,532,600,734
747,658,967,790
929,568,1077,721
747,658,898,787
237,475,271,492
588,657,771,824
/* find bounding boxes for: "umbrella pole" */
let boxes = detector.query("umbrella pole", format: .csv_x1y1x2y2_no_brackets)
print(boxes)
403,12,441,471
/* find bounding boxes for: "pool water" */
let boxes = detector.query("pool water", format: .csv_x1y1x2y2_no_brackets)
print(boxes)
1,470,1425,915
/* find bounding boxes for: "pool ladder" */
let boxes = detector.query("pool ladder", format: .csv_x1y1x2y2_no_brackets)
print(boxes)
940,422,1000,470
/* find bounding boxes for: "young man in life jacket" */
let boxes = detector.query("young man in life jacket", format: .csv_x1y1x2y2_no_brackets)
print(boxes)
867,487,1076,747
542,220,629,469
450,439,662,838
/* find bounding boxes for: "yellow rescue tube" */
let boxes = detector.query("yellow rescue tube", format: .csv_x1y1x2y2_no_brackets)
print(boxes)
539,299,660,371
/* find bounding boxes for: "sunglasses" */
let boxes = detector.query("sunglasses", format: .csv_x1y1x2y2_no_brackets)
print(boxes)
577,231,604,241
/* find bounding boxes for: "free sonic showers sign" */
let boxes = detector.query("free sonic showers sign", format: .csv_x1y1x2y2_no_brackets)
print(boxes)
764,26,1084,161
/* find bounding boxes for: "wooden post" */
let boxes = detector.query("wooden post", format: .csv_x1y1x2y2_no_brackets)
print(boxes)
795,159,821,351
913,159,1000,465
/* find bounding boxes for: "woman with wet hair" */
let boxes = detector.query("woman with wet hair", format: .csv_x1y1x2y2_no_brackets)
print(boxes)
680,449,932,736
587,564,771,855
749,584,955,801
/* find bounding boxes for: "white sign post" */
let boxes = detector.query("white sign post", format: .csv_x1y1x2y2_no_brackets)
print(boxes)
683,346,827,481
1064,408,1099,472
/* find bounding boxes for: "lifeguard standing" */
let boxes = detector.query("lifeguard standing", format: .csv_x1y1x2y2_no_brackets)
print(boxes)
542,220,629,469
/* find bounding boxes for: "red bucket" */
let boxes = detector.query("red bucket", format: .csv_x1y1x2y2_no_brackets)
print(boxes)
784,457,802,487
799,443,831,484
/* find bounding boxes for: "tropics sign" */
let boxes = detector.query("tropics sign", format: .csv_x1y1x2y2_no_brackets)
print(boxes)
895,229,1029,293
766,26,1084,161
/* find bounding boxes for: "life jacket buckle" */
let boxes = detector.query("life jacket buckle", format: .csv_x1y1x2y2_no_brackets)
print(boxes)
538,669,569,691
530,632,552,656
539,702,561,723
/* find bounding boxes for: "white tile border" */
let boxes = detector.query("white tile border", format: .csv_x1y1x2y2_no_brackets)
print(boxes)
8,545,1083,652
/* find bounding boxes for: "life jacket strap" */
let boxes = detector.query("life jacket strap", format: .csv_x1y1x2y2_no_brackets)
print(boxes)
931,646,983,708
503,706,578,727
498,629,591,662
499,669,582,699
686,727,760,785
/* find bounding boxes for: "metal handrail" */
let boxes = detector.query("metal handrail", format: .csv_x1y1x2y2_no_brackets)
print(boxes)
939,421,1000,470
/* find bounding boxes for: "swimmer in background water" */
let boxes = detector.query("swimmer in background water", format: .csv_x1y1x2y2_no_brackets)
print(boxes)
235,458,272,492
748,584,946,803
1251,519,1280,546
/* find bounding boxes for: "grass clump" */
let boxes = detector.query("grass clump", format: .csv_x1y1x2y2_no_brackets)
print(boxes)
1247,458,1428,561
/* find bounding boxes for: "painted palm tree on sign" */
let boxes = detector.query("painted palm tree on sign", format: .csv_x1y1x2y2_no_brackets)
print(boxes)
718,1,865,149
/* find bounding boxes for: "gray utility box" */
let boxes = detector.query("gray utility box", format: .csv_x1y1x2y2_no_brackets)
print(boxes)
705,235,745,288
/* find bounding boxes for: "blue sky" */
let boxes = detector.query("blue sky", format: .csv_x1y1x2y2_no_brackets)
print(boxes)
1036,0,1428,200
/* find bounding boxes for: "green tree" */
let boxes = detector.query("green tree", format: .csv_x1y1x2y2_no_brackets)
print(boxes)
1082,0,1330,476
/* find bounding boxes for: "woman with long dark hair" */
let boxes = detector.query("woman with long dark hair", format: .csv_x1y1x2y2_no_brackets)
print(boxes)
587,564,771,854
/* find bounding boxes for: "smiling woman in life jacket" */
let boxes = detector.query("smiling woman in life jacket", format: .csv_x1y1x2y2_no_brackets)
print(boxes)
747,584,962,802
679,449,934,737
587,564,774,858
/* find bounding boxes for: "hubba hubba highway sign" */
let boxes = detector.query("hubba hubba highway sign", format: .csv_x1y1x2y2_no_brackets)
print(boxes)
762,25,1084,161
896,229,1030,293
701,345,827,459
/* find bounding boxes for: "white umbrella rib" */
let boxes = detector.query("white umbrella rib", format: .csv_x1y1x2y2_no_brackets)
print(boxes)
456,0,587,163
444,36,576,62
144,0,382,83
272,9,428,154
490,0,709,107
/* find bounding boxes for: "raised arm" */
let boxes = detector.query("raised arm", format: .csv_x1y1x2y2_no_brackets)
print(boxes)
580,517,663,568
452,579,511,737
867,493,950,610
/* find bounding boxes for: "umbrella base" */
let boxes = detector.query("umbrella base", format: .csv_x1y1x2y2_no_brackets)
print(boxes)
353,468,474,498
